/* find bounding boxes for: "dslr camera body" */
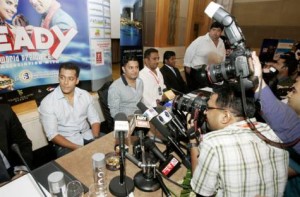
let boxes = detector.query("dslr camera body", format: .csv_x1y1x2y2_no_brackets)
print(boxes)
203,2,257,90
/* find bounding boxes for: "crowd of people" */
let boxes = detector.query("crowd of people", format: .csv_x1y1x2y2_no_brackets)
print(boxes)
1,7,299,195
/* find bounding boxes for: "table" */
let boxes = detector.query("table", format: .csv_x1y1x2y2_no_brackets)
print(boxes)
55,132,187,196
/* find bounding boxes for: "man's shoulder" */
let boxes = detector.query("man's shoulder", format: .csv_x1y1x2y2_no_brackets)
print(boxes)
160,65,168,72
109,77,124,88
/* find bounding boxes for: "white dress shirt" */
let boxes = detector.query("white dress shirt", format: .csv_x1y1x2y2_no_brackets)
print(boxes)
39,86,100,146
139,66,166,108
184,33,226,68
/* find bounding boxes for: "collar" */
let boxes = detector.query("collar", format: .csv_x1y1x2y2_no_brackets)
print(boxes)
165,64,174,70
56,86,81,100
226,118,258,129
121,75,128,86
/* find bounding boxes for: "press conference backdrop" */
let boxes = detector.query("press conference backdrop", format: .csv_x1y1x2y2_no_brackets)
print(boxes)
0,0,112,105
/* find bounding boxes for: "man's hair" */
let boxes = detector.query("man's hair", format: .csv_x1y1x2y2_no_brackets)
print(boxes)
163,51,176,64
144,48,158,59
59,62,80,78
210,21,224,31
214,85,256,118
122,54,138,67
280,54,298,76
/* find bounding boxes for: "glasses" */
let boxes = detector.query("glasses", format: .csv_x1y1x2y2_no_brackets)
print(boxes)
206,106,226,111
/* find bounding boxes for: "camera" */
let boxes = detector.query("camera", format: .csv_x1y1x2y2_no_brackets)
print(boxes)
172,93,209,129
172,95,207,114
203,2,257,90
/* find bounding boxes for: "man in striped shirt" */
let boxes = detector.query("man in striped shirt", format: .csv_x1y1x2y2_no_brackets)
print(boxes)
189,85,289,196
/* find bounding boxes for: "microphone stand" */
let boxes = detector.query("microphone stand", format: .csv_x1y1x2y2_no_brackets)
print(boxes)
11,144,47,197
109,131,135,197
133,131,160,192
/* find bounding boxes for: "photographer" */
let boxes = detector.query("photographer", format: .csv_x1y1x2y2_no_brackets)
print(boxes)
252,51,300,196
189,85,288,196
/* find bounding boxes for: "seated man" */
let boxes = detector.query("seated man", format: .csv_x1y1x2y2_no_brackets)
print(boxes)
139,48,166,108
189,85,288,196
39,63,101,157
108,54,143,118
160,51,188,94
0,104,33,186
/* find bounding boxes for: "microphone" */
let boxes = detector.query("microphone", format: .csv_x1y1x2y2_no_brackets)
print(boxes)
109,113,135,197
114,113,129,138
11,144,47,197
129,111,150,136
143,137,181,177
137,102,191,169
156,107,187,139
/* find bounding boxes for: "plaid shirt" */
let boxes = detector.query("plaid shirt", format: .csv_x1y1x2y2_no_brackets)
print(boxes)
191,119,289,197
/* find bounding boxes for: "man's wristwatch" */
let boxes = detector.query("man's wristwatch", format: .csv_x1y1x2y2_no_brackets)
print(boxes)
187,142,199,150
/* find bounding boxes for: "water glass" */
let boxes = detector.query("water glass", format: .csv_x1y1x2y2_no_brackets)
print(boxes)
67,180,84,197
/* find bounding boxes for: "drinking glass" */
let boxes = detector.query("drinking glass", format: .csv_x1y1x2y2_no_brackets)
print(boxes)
67,180,84,197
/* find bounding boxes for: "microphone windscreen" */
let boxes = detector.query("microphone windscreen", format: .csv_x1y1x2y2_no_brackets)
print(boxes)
114,112,127,121
11,143,20,154
156,106,166,113
134,109,142,114
137,102,147,113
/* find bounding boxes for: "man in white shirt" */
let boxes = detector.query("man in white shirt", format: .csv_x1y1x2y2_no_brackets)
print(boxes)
184,21,226,91
39,62,101,157
139,48,166,108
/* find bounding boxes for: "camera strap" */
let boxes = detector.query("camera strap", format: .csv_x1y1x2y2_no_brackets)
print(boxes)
246,119,300,149
239,75,300,149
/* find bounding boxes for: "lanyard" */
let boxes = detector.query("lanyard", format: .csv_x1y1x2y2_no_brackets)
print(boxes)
149,70,160,85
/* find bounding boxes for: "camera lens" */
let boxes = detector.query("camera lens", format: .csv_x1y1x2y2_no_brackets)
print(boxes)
208,62,236,83
172,95,207,113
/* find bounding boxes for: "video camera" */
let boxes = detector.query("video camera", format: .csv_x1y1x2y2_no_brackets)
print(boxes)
202,2,257,90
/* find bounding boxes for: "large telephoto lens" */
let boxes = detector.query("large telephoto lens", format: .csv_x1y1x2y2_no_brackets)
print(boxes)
173,95,207,113
207,62,236,83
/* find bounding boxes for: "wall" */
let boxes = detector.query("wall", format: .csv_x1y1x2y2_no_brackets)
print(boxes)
232,0,300,51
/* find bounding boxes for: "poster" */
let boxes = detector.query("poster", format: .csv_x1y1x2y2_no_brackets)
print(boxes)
0,0,112,105
120,0,144,70
259,39,278,63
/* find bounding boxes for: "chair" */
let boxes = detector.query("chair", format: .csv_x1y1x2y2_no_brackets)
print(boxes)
97,80,114,134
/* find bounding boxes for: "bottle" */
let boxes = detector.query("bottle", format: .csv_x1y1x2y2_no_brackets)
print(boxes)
92,153,107,196
47,171,67,197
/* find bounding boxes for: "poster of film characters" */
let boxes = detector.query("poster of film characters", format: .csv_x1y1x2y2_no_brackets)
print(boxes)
0,0,112,105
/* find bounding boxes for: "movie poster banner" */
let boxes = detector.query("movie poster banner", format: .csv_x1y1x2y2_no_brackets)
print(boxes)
0,0,112,105
120,0,143,70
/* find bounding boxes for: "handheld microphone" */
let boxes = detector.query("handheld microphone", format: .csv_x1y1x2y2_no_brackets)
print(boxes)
129,113,150,136
11,144,47,197
143,137,181,177
137,102,191,169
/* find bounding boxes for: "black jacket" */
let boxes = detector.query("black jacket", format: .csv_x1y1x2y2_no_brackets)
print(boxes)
160,65,188,94
0,104,33,172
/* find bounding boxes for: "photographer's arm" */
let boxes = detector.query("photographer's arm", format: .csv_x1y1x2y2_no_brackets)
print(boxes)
251,52,300,146
189,138,199,173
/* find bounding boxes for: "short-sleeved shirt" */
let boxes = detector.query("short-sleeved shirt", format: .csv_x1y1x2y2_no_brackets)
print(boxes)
191,119,289,197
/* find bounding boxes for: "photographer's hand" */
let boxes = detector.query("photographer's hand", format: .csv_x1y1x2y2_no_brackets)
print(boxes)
251,51,266,92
